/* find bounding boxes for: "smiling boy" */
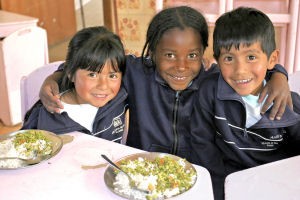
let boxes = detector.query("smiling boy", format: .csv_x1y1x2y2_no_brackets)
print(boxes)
190,7,300,200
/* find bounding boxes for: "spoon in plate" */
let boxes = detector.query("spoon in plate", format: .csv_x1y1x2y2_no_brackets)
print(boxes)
0,151,49,166
101,154,150,195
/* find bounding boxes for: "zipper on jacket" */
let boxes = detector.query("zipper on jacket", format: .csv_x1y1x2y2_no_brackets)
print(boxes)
171,91,180,154
236,98,248,131
243,128,248,137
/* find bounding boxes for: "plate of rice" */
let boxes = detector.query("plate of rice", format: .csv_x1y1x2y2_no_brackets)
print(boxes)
0,129,63,169
104,152,197,200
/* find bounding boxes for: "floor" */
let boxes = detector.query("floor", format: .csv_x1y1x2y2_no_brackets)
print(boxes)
0,0,103,134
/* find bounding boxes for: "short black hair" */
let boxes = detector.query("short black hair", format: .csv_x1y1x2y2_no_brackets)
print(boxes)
61,26,125,91
142,6,208,68
213,7,276,60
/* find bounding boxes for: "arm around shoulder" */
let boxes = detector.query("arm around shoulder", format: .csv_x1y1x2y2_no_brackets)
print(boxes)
39,70,64,113
260,64,293,120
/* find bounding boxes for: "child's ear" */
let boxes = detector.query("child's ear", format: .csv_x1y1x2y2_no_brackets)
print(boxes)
268,49,279,70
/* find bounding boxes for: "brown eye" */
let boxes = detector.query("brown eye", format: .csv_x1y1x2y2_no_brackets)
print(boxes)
248,55,256,61
165,53,175,59
188,53,199,59
88,72,97,78
224,56,233,62
109,73,118,79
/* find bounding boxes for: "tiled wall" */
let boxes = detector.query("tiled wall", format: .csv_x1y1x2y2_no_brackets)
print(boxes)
112,0,300,73
113,0,216,59
115,0,157,56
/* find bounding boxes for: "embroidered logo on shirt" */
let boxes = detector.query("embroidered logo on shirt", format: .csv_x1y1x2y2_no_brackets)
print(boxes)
113,118,122,127
112,117,124,135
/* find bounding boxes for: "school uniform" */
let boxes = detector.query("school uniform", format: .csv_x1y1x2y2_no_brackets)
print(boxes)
190,72,300,200
21,87,128,143
124,55,289,160
123,55,218,159
42,56,288,157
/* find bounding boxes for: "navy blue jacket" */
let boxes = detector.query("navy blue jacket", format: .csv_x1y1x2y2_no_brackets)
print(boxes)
190,72,300,200
22,87,128,143
124,55,288,159
42,57,288,157
123,55,218,159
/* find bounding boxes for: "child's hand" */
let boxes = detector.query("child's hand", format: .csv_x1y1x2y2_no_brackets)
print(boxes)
259,72,293,120
202,57,217,71
39,73,64,113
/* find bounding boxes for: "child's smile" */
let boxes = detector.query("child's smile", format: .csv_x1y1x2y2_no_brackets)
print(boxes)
72,63,122,107
218,42,275,96
154,27,203,91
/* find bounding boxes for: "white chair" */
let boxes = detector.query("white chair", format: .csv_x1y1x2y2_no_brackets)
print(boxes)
289,71,300,94
20,61,64,120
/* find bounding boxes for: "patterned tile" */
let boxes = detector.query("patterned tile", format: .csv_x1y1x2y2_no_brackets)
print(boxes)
115,0,157,56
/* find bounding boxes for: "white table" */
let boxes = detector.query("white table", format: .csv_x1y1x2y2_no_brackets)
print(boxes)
0,132,214,200
225,155,300,200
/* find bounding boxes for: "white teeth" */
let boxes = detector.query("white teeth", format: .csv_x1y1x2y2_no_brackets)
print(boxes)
171,75,186,80
235,78,251,83
94,94,106,98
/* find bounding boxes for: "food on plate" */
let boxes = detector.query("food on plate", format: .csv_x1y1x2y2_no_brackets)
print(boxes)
113,155,197,200
0,130,52,168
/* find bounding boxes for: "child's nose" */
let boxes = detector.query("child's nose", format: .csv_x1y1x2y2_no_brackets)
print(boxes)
176,58,188,71
96,77,108,89
234,60,246,73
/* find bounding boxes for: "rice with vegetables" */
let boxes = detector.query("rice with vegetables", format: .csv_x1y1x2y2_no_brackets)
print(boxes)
0,130,52,168
113,156,197,200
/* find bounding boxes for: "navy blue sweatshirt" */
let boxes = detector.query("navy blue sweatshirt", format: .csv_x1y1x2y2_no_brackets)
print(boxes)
124,55,288,160
22,87,128,143
190,72,300,200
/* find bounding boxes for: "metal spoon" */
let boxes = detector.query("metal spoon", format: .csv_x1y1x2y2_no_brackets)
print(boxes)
0,151,49,166
101,154,149,195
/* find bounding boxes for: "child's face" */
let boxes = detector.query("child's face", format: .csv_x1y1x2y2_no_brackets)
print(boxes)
218,42,277,96
153,27,203,91
72,62,122,107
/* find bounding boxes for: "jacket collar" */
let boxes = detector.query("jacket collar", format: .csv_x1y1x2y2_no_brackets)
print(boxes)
217,74,241,101
95,86,128,119
216,73,300,127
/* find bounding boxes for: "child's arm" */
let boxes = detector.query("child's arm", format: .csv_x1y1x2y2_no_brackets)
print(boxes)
39,70,64,113
260,64,293,120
